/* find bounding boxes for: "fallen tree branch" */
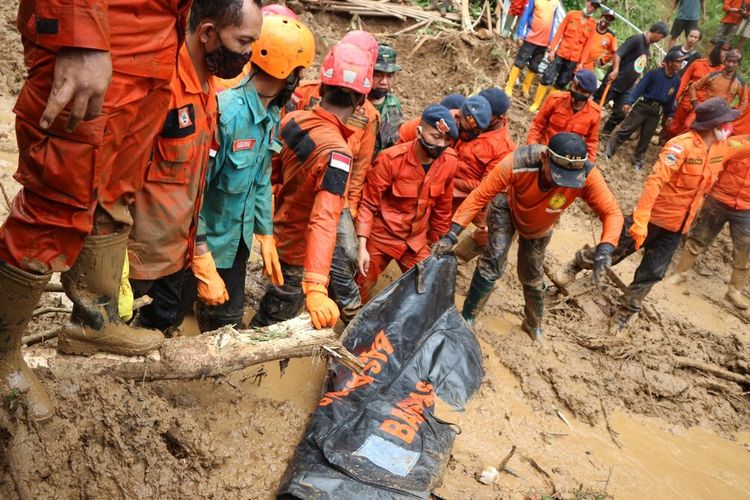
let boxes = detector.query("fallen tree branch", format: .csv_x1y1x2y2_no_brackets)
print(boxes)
674,356,750,385
25,315,364,380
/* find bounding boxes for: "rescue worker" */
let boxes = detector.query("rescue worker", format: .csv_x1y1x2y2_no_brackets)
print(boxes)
370,44,404,155
664,41,727,140
433,133,623,344
194,15,315,332
688,49,747,118
250,42,374,329
452,88,517,263
557,98,749,334
355,105,458,303
0,0,194,421
398,95,492,145
527,69,601,161
712,0,746,45
284,30,380,326
529,0,599,112
674,27,702,73
505,0,565,99
579,9,617,71
604,47,685,171
596,22,670,135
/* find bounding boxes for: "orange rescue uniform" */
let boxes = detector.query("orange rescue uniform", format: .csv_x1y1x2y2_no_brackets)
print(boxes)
526,91,602,161
453,146,622,245
579,28,617,70
129,44,217,280
688,72,748,112
710,153,750,210
285,80,380,216
356,140,457,300
397,109,461,145
665,58,723,139
549,10,596,62
0,0,189,272
273,107,354,286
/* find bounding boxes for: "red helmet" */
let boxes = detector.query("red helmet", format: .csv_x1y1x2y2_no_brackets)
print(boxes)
341,30,379,67
320,42,374,95
261,4,299,19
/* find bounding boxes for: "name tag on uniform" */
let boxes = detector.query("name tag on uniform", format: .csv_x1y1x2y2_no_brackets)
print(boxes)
233,139,256,152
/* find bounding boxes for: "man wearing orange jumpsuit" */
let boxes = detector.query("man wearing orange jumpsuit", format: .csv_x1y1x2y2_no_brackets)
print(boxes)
664,42,727,139
529,0,599,111
355,105,459,303
283,30,380,325
688,49,747,120
433,133,623,344
527,69,601,161
250,42,374,329
451,88,517,263
127,0,263,334
557,98,750,334
579,10,617,71
0,0,193,422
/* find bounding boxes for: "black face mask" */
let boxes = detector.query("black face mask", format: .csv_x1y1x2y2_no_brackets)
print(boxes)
459,128,480,142
419,137,448,159
570,90,589,103
369,88,388,100
205,36,252,79
272,72,301,108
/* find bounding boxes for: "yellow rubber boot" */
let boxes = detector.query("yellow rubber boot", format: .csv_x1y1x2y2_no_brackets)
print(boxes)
521,72,536,98
529,84,548,112
505,66,521,97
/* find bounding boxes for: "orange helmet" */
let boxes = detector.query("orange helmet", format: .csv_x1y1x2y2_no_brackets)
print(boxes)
261,4,299,19
341,30,379,67
320,42,374,95
250,15,315,79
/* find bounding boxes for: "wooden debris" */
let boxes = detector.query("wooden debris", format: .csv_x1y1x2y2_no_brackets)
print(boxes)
600,400,622,449
524,456,557,495
674,356,750,385
25,315,364,381
298,0,459,26
553,406,572,430
497,444,517,473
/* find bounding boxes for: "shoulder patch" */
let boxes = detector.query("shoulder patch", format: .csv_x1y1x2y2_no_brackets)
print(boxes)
281,118,316,163
161,104,196,138
321,152,352,196
664,153,678,166
668,143,684,154
346,108,370,129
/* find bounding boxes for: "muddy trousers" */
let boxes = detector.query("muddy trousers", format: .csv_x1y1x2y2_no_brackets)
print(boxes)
250,262,305,328
683,196,750,273
513,41,547,72
328,209,363,326
131,267,197,335
471,194,551,328
577,216,682,312
540,56,578,89
196,240,250,332
606,100,663,163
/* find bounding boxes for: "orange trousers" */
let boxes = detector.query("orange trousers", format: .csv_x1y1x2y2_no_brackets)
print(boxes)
356,241,430,303
0,42,171,273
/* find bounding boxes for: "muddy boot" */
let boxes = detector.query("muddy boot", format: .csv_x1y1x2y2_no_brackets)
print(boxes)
462,271,495,327
0,261,54,421
521,285,545,345
453,236,484,263
520,318,544,345
505,66,521,97
726,267,749,310
521,72,535,99
607,306,635,335
555,259,582,288
58,231,164,356
667,250,697,285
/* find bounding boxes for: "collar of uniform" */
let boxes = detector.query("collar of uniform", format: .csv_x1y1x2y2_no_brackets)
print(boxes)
177,44,207,96
689,129,708,149
312,105,356,140
406,139,442,177
239,79,269,125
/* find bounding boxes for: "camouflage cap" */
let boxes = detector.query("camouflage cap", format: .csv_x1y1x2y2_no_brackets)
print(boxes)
375,44,401,73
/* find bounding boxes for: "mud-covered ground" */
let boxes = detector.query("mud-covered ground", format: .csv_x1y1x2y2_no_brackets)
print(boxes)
1,4,749,499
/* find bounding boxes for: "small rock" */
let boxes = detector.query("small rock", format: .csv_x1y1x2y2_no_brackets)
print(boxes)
478,466,499,485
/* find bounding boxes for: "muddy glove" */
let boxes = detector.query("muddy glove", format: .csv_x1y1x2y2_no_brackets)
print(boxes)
119,251,134,321
192,252,229,306
431,222,464,256
256,234,284,286
628,210,650,250
303,282,340,329
591,242,615,285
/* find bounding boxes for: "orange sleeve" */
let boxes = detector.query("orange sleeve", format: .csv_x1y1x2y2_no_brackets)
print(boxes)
678,62,696,98
355,153,393,239
398,117,418,144
20,0,111,51
304,189,345,285
428,167,455,243
549,13,570,53
581,169,623,246
602,34,617,64
348,111,380,217
737,84,748,112
452,154,513,227
585,108,600,162
526,97,552,145
579,36,593,69
633,140,689,219
689,73,711,102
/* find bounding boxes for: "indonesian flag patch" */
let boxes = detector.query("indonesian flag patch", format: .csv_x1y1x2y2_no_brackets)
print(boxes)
321,151,352,195
329,151,352,172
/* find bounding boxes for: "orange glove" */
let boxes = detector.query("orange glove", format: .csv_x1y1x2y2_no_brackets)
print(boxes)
628,210,650,250
191,252,229,306
255,234,284,286
302,282,340,329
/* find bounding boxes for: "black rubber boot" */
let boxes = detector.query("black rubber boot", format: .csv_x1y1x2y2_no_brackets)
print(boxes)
462,270,496,326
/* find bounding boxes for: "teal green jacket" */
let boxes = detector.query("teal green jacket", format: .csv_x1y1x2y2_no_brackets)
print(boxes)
198,77,281,269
